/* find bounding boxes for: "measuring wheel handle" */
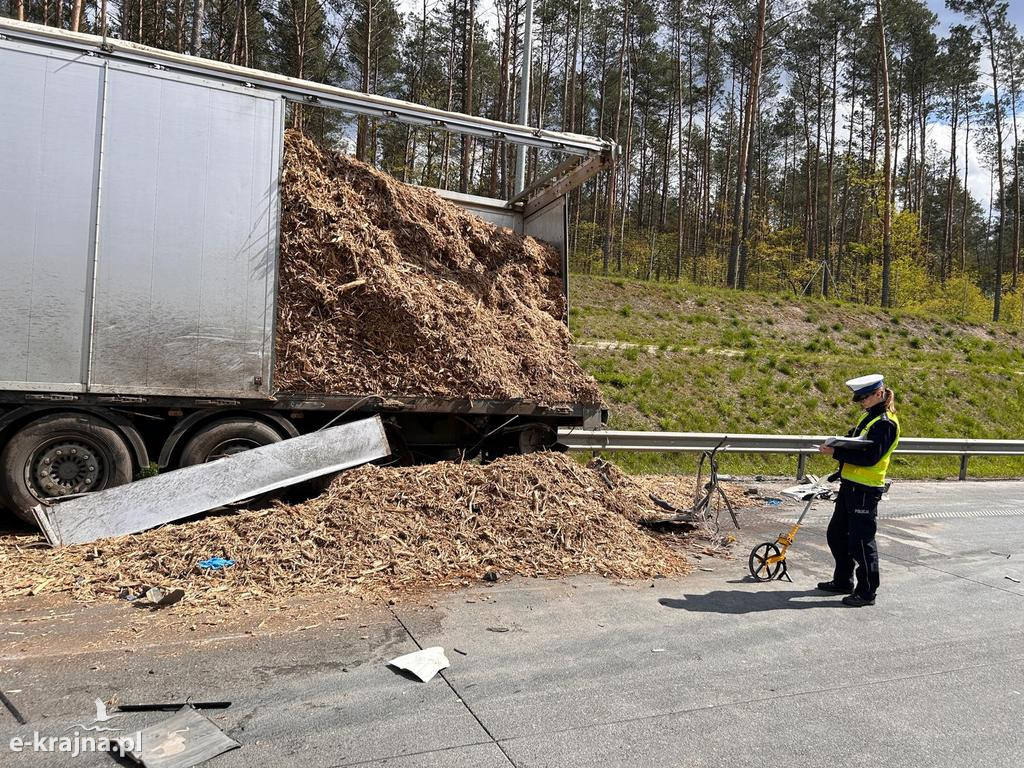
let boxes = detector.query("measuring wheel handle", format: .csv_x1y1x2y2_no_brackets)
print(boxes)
748,541,784,582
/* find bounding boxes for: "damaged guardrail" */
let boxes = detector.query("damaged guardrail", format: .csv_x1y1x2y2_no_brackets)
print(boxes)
558,429,1024,481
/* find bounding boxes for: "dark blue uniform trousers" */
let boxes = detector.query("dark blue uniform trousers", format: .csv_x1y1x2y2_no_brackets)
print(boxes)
826,483,881,600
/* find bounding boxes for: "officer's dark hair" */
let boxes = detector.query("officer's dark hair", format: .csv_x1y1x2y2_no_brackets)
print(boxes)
882,387,896,413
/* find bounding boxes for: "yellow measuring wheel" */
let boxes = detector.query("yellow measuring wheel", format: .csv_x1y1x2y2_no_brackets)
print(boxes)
748,481,836,582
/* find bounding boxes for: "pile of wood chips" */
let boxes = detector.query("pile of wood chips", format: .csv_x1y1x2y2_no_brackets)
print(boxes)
0,454,735,611
274,131,603,404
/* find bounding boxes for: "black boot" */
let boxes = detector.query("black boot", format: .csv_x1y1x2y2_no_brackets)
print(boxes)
841,594,875,607
816,580,854,594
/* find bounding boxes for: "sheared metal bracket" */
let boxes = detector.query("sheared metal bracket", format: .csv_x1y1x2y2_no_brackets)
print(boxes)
33,416,390,546
510,148,616,218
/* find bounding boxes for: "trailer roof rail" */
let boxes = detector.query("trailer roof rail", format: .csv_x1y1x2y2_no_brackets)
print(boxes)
0,18,613,160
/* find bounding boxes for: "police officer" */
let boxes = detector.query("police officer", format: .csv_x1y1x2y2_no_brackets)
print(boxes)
816,374,900,607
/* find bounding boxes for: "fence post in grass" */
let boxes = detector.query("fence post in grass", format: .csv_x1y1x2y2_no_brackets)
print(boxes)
959,455,969,481
797,453,807,481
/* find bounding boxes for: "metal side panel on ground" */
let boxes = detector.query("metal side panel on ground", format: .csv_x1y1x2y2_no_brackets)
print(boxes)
0,34,283,397
33,416,390,546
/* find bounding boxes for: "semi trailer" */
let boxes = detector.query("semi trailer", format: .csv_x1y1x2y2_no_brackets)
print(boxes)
0,18,613,521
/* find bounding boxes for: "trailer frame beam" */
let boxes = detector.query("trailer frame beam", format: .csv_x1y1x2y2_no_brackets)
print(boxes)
0,19,612,160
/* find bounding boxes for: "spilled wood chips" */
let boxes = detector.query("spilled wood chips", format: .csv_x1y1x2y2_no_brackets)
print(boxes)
0,455,734,611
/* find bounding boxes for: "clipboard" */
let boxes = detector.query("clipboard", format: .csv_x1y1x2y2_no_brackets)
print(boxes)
822,436,871,449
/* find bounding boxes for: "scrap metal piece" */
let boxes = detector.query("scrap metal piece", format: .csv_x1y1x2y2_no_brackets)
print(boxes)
388,647,450,683
118,702,231,713
144,587,186,608
118,706,239,768
0,689,27,725
33,417,390,546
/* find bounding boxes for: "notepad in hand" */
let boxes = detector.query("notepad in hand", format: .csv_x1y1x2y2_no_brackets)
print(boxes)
823,436,872,449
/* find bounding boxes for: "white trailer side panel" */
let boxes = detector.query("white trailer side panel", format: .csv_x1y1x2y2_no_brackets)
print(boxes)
0,38,282,397
0,42,103,388
89,63,282,395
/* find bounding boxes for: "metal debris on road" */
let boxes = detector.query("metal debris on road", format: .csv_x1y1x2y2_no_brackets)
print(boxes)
32,417,390,547
649,494,682,513
144,587,185,608
117,702,231,713
118,706,240,768
1005,576,1021,584
486,627,510,633
387,647,450,683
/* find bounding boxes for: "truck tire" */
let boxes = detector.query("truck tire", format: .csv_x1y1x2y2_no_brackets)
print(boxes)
177,418,283,466
0,413,134,523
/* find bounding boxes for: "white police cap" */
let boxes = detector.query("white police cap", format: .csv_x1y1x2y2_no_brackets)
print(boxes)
845,373,884,400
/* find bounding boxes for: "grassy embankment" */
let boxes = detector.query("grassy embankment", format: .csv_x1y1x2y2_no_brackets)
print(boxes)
569,275,1024,480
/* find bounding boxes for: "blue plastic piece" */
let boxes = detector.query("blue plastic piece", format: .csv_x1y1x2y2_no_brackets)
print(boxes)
198,557,235,570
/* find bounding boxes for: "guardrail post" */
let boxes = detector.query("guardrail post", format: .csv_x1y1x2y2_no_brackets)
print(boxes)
959,455,969,481
796,453,807,481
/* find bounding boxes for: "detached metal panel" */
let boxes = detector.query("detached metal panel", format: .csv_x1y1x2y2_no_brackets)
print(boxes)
0,41,103,390
89,62,282,395
35,416,391,546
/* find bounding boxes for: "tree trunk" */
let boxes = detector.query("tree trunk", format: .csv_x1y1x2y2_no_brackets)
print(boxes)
191,0,205,55
942,85,959,283
727,0,767,290
837,73,857,287
876,0,893,308
984,15,1006,321
603,0,630,274
1010,58,1020,291
962,106,971,277
460,0,475,193
823,26,839,297
738,98,757,290
356,1,374,161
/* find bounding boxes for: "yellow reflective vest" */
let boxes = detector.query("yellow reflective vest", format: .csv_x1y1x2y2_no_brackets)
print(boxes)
840,411,900,488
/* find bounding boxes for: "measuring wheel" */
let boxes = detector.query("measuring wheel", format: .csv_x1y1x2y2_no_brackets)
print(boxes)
748,542,784,581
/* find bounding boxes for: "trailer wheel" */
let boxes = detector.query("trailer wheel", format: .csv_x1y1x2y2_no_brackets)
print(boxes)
177,418,283,466
0,413,134,523
517,424,556,454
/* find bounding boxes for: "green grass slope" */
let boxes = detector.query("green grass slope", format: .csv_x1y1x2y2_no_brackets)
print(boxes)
569,275,1024,480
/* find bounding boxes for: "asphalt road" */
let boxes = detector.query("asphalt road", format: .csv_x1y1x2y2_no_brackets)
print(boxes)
1,479,1022,767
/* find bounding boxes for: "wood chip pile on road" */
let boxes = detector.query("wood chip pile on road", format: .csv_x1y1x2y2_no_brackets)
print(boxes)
0,454,735,610
274,131,603,405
